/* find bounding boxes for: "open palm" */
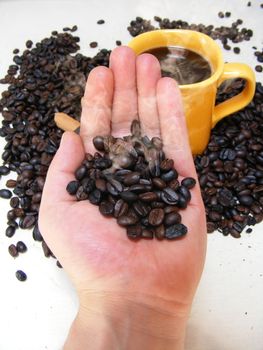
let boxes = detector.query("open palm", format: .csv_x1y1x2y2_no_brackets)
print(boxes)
39,47,206,321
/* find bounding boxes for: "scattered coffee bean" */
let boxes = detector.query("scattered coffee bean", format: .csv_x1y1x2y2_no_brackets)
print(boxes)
233,47,240,54
0,189,12,199
255,65,262,72
16,270,27,281
90,41,98,48
116,40,122,46
16,241,27,253
97,19,105,24
19,215,36,229
0,165,10,175
56,261,63,268
8,244,18,257
6,179,17,188
33,223,43,242
5,225,16,238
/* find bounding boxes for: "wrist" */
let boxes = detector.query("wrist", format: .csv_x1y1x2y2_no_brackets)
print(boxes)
64,291,190,350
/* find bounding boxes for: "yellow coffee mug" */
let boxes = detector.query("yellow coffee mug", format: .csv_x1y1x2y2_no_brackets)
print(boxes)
128,30,255,154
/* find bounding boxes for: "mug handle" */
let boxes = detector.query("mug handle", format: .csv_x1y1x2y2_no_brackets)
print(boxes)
212,63,255,128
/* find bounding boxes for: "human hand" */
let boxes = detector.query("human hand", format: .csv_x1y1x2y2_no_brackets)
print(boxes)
39,46,206,350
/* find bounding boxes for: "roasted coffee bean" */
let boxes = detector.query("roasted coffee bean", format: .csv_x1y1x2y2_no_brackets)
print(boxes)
160,159,174,171
5,225,16,238
16,241,27,253
123,172,140,186
120,191,138,202
94,157,112,169
129,184,151,193
207,221,217,233
139,192,158,202
117,213,139,226
164,206,179,214
10,196,19,208
0,189,12,199
6,179,17,188
33,223,43,242
148,208,164,226
151,201,165,208
76,186,88,201
42,241,52,258
75,166,87,180
218,188,235,207
95,179,107,192
89,189,102,205
164,212,181,226
133,201,151,217
16,270,27,282
165,223,187,239
178,186,191,202
115,169,132,180
161,169,178,182
141,229,154,239
208,211,222,222
181,177,196,189
152,177,166,189
139,179,152,186
7,209,16,221
90,41,98,48
154,225,165,239
19,215,36,229
99,201,114,216
238,195,254,206
168,179,180,190
107,179,123,196
0,165,10,175
161,188,179,205
82,178,95,193
114,199,129,218
66,180,79,195
97,19,105,24
8,244,18,257
127,225,142,239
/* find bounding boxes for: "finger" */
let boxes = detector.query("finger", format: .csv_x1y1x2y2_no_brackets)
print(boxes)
136,53,161,138
157,77,196,177
40,131,85,208
80,66,113,153
110,46,138,137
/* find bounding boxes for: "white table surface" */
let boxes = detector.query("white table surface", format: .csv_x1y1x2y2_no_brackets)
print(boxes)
0,0,263,349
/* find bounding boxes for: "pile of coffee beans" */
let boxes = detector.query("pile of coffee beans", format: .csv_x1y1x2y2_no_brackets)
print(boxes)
195,82,263,238
128,15,253,55
67,120,196,240
0,29,110,263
